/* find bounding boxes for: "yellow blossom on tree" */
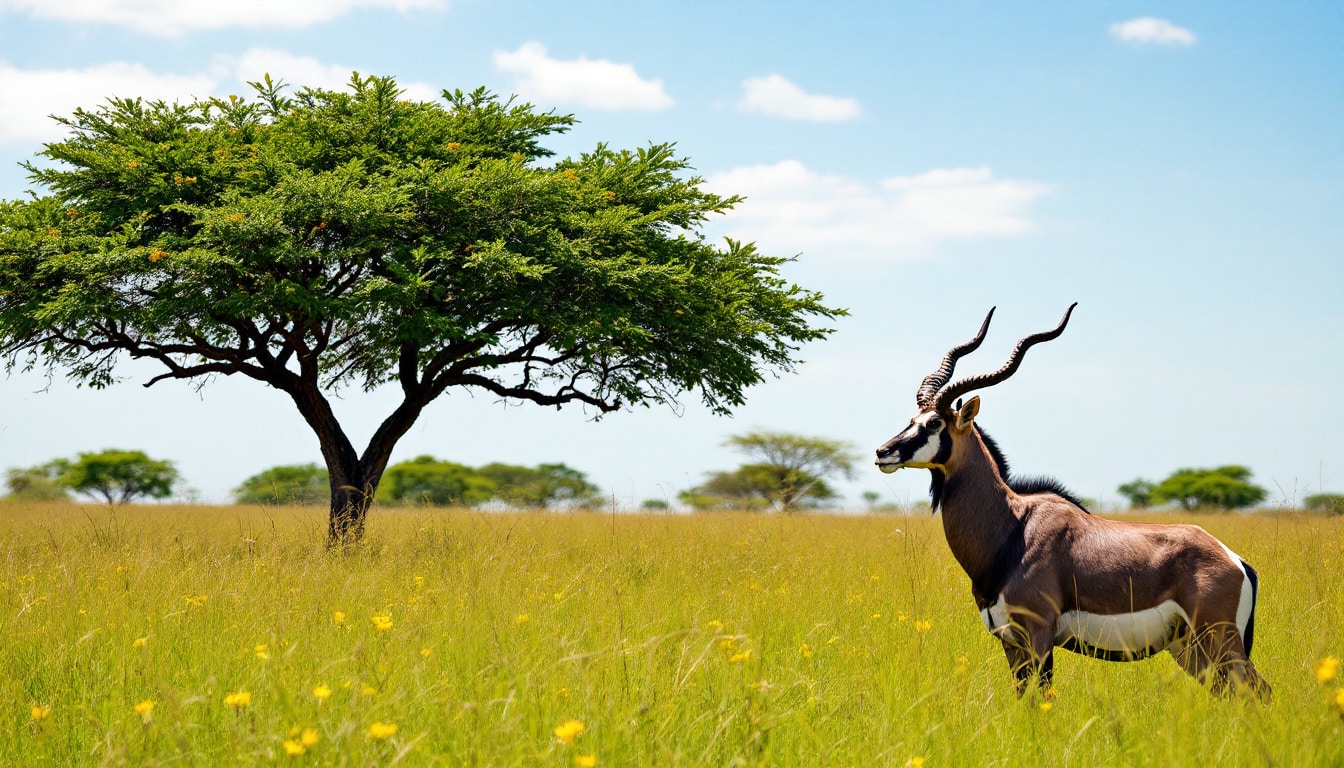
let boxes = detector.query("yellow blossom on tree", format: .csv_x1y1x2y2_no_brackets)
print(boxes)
224,691,252,710
368,721,398,740
554,719,585,745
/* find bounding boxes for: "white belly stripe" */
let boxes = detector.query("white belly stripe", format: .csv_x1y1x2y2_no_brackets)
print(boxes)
1055,601,1189,654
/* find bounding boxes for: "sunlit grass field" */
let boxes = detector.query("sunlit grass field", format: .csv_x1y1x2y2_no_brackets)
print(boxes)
3,502,1342,766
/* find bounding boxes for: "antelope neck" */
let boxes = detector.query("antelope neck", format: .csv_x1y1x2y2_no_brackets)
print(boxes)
938,427,1024,603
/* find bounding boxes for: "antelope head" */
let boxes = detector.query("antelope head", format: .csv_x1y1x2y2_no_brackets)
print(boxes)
875,304,1076,474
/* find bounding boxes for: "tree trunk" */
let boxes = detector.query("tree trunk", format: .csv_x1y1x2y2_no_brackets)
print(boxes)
328,472,375,547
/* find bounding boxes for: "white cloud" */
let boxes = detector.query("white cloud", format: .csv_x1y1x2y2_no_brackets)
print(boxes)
0,61,215,143
492,42,673,111
704,161,1052,258
737,74,861,122
1109,17,1197,46
0,0,445,37
227,49,441,102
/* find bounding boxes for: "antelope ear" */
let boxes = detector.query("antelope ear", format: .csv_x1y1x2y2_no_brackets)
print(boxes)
954,396,980,430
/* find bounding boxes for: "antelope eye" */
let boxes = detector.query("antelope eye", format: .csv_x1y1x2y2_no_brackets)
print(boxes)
926,416,944,432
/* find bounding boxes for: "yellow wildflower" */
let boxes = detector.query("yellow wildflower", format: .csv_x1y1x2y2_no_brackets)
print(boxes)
31,704,51,722
368,721,398,740
448,142,461,151
574,756,597,767
914,620,932,633
729,650,751,664
371,613,393,632
301,728,319,747
1039,701,1053,712
254,644,270,661
333,611,346,626
312,684,332,702
554,719,585,745
515,613,531,625
184,594,207,607
224,691,251,710
133,637,148,649
282,739,305,756
799,643,814,659
1317,657,1340,683
134,699,155,723
420,647,432,657
907,758,925,768
705,620,724,630
361,685,378,697
1333,688,1344,713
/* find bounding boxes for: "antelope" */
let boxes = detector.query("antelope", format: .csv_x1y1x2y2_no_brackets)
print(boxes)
875,305,1269,698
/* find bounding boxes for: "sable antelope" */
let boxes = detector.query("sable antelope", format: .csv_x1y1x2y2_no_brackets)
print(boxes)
875,305,1269,697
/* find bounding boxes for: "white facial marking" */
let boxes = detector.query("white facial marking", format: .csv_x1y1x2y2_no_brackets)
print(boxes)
1054,600,1190,655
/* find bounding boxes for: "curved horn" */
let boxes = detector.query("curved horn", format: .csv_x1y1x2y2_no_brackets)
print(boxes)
934,302,1077,413
916,307,995,408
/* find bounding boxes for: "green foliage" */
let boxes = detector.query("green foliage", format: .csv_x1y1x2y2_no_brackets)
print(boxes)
639,498,670,510
3,463,70,502
54,449,178,504
1150,465,1267,510
1304,493,1344,515
375,456,496,507
1116,478,1155,508
477,462,600,509
0,73,842,541
687,431,856,511
233,463,329,505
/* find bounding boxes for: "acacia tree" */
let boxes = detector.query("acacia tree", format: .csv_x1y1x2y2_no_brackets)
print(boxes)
684,431,856,511
0,74,842,545
54,449,179,505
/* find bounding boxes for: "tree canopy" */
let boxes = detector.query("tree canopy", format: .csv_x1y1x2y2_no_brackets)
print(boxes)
50,449,179,504
0,74,843,544
375,456,496,507
682,431,856,512
477,462,600,509
1149,466,1267,510
233,463,329,505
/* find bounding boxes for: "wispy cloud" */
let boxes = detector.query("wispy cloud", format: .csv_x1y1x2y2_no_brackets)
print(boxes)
1109,17,1197,46
0,0,444,37
0,61,215,143
492,42,673,111
704,161,1052,258
737,74,861,122
0,51,443,145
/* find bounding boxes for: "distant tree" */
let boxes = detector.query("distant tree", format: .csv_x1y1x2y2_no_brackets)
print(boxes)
1150,466,1267,510
684,462,836,511
477,463,600,509
1303,493,1344,516
1117,479,1156,509
234,464,329,505
375,456,496,507
687,431,855,512
640,498,669,511
0,74,843,546
3,463,70,502
55,449,179,504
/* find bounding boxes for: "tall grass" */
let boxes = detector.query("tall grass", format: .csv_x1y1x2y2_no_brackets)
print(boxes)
2,502,1341,766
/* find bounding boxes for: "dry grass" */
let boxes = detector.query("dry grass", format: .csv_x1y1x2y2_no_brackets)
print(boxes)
2,501,1341,766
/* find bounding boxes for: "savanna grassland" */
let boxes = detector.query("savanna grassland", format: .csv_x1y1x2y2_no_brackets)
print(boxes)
2,502,1342,766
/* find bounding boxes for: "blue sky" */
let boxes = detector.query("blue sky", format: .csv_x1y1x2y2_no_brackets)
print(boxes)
0,1,1340,509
